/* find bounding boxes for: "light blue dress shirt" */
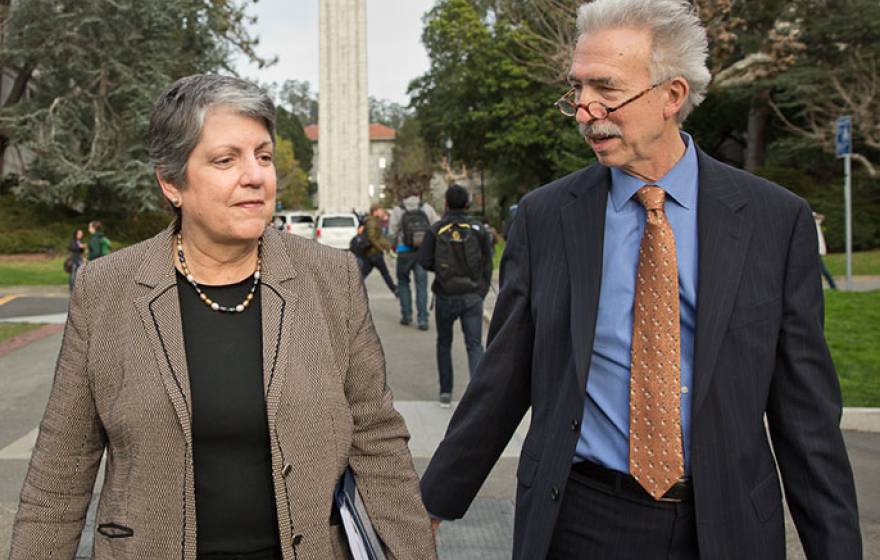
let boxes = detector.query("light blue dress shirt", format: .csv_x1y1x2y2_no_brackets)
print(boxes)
575,132,699,475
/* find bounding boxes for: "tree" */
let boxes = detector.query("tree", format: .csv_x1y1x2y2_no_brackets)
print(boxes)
384,117,434,203
276,106,313,173
368,97,409,130
768,0,880,176
274,137,311,209
0,0,272,214
279,79,319,125
409,0,587,205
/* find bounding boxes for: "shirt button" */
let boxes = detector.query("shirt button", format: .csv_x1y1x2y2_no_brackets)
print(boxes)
571,419,580,431
292,533,303,546
550,487,560,501
681,386,689,394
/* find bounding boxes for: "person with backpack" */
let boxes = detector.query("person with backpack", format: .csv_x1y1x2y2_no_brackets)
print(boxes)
417,185,493,407
354,203,397,296
87,220,111,260
388,190,440,330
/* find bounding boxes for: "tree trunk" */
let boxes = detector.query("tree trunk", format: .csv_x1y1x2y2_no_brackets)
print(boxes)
744,88,771,172
0,135,7,177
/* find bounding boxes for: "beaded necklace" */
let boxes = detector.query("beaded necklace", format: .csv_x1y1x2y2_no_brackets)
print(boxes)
176,233,262,313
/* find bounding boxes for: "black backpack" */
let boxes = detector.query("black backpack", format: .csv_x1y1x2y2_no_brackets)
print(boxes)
400,203,431,248
349,232,371,256
434,218,485,294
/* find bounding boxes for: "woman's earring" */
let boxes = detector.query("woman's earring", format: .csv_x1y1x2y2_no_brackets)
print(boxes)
172,197,180,207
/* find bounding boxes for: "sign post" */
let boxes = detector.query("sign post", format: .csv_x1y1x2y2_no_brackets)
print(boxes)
836,116,853,290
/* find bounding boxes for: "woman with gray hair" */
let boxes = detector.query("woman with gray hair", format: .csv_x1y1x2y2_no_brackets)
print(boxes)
10,74,436,560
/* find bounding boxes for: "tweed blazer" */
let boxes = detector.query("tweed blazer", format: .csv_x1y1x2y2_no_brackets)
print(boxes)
10,226,436,560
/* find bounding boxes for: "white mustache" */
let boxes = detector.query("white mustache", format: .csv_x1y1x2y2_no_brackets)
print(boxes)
579,121,623,140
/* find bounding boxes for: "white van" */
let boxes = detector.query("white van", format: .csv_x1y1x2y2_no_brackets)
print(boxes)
273,211,315,240
315,213,359,250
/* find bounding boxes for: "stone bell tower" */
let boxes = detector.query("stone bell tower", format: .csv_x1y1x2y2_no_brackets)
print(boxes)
318,0,370,212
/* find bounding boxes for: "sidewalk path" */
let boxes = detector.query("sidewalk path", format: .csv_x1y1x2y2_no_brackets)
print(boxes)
0,267,877,557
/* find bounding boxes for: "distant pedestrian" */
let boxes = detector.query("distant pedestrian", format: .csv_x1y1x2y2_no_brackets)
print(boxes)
359,203,397,296
417,185,493,407
87,220,111,260
388,190,440,330
66,229,85,291
814,212,838,289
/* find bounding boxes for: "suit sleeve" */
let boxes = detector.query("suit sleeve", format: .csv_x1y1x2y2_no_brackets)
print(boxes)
420,199,535,519
342,254,436,559
766,201,862,559
10,264,107,559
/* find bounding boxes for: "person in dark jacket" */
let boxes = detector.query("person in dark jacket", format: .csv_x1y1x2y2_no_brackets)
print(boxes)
67,229,85,291
359,203,397,296
417,185,493,406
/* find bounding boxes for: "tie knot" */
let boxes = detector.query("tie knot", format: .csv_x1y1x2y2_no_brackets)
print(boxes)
636,185,666,211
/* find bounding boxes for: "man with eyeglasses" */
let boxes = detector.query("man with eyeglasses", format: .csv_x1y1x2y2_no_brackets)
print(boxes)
420,0,862,559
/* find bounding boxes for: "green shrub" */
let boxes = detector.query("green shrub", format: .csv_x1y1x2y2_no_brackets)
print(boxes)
754,165,880,252
0,229,66,254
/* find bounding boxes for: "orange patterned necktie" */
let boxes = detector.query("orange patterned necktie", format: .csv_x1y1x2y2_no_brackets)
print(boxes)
629,185,684,500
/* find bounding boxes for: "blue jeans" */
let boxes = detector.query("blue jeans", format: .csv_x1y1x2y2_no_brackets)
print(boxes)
358,253,396,293
397,255,428,326
435,293,484,394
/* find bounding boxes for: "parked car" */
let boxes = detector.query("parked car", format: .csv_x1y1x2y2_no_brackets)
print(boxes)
273,211,315,239
315,212,359,250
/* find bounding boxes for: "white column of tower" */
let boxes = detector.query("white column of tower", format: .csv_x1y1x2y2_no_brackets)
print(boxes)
318,0,370,213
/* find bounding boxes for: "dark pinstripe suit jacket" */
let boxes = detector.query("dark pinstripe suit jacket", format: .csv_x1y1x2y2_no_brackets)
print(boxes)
420,149,862,559
11,226,435,560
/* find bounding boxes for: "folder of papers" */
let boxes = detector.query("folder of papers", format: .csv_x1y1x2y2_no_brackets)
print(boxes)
334,467,387,560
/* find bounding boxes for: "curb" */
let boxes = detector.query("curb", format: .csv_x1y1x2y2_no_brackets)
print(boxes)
841,408,880,433
0,323,64,359
0,285,70,298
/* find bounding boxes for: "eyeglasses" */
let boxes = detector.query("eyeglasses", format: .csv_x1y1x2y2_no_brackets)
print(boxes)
554,82,662,119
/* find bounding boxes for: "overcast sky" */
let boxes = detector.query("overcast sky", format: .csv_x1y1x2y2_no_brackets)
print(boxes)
233,0,437,106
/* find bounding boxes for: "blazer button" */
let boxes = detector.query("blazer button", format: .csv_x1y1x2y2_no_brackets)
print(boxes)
551,487,560,501
282,463,292,477
571,418,580,431
292,533,303,546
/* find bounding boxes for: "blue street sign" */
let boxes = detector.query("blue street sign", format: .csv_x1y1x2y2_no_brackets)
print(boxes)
836,116,852,158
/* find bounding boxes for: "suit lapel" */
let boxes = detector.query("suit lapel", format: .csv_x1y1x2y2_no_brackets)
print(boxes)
692,151,752,417
259,229,299,427
560,167,610,393
134,227,194,441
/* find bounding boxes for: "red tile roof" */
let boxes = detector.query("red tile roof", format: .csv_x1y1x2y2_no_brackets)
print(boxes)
302,124,396,142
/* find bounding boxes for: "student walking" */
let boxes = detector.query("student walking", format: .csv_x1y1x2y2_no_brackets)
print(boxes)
87,220,111,260
66,229,85,291
358,203,397,296
417,185,493,407
388,191,440,330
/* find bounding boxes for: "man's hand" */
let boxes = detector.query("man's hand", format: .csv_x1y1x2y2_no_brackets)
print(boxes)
431,518,442,538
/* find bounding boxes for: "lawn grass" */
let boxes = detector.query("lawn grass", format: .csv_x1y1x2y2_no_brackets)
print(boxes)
0,322,44,344
493,241,505,270
0,257,68,286
825,289,880,406
825,250,880,276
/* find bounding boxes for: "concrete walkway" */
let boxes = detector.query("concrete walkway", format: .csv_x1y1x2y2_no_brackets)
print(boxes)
0,269,878,557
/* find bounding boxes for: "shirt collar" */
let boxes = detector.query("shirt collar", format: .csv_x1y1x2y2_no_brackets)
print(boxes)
609,131,698,212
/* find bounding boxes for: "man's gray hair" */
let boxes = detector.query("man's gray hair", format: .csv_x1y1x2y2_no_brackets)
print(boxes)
576,0,711,122
149,74,276,188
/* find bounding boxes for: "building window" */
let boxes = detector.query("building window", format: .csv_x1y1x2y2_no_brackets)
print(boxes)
378,157,386,169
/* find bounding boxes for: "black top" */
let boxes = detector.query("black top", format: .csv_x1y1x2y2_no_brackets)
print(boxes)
176,270,279,554
68,238,84,263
